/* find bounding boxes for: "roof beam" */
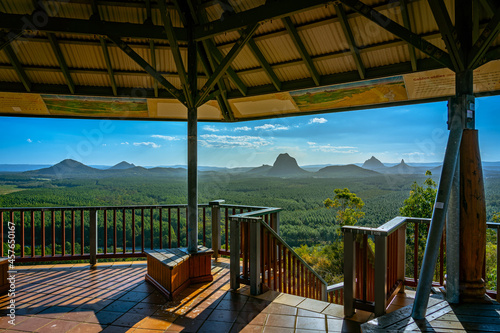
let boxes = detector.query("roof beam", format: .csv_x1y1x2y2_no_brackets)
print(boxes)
247,38,282,91
196,23,259,108
100,37,117,96
479,0,496,15
158,0,193,108
150,40,158,98
194,0,332,41
334,3,365,79
205,40,248,96
338,0,454,70
47,33,75,94
400,0,418,71
0,12,187,42
1,34,31,92
106,35,184,103
468,8,500,69
427,0,465,71
198,42,232,121
282,16,321,86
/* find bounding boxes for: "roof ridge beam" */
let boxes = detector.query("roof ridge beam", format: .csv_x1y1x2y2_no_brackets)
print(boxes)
468,7,500,69
334,3,365,79
106,35,185,103
196,24,259,108
47,33,75,94
158,0,193,108
247,38,282,91
282,16,321,86
100,37,117,96
427,0,465,72
400,0,418,71
338,0,454,70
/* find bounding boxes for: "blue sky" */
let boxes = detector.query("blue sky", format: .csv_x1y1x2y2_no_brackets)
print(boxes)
1,96,499,167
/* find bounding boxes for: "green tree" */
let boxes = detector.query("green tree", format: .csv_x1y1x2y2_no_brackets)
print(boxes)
324,188,365,232
400,170,437,218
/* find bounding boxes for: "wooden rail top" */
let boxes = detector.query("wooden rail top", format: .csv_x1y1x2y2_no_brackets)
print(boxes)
145,246,213,270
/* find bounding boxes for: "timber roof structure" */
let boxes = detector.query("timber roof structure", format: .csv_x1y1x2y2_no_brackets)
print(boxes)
0,0,499,121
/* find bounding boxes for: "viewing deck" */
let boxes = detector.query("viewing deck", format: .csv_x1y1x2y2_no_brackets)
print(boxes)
3,259,500,332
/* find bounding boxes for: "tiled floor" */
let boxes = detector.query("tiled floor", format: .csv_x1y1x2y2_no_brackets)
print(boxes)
0,259,363,332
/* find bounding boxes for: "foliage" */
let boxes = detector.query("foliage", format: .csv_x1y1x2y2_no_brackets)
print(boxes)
295,242,344,285
324,188,365,232
399,171,437,218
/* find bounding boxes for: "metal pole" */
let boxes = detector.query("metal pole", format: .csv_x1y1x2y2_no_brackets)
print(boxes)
187,18,198,253
412,105,463,319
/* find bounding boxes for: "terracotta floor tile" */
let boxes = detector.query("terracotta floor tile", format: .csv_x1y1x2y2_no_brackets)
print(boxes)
215,299,247,311
137,316,173,330
59,310,96,322
111,313,146,327
198,320,233,333
10,317,54,332
89,311,124,325
295,316,327,330
262,303,297,316
35,306,75,319
265,314,296,328
296,298,329,313
100,325,135,332
262,326,294,333
207,309,238,323
298,308,326,318
126,303,161,316
230,323,263,333
66,322,106,333
140,293,167,304
35,319,80,332
101,300,137,313
168,317,204,332
236,312,267,326
117,291,150,303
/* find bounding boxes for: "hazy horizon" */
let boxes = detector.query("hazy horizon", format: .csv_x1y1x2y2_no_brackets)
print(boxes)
2,96,500,168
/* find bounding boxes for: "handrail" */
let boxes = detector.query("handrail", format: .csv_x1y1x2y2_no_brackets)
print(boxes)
259,218,327,285
342,216,430,236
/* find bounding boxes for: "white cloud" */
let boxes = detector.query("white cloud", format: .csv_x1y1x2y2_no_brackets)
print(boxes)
27,138,32,143
203,125,219,132
254,124,289,131
151,135,180,141
308,117,327,124
121,142,129,145
200,134,272,149
234,126,252,132
102,144,107,147
402,152,425,157
307,142,357,153
133,142,161,148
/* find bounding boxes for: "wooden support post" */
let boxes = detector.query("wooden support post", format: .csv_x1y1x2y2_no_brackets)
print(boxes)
397,226,407,289
374,234,388,317
210,200,224,260
249,218,261,295
343,230,355,317
459,129,487,301
89,209,97,267
230,217,240,291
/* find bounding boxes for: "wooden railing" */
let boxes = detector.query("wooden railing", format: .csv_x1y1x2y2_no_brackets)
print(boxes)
343,217,420,317
0,201,268,264
230,209,331,302
486,222,500,301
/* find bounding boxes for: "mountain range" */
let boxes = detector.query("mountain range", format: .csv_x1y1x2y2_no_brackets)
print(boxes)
2,154,454,179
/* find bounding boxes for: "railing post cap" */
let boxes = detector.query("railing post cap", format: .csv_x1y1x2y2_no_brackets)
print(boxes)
209,200,225,206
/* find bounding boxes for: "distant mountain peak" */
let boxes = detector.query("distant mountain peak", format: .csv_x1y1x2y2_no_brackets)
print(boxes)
268,153,307,177
362,156,385,170
400,159,406,164
109,161,136,170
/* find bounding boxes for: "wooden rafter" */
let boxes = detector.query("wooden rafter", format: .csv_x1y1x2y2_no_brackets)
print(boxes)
282,17,321,86
48,33,75,94
400,0,418,72
107,35,184,102
247,38,282,91
338,0,454,70
334,3,365,80
100,38,117,96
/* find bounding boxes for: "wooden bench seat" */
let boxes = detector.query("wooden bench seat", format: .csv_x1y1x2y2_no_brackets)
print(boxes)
0,258,9,294
145,246,214,300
